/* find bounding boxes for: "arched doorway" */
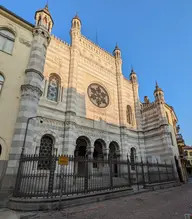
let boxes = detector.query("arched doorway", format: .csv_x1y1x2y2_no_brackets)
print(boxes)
93,139,105,169
109,141,120,177
75,136,90,176
38,135,54,170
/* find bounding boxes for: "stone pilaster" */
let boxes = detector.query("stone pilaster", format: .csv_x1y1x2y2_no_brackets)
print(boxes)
63,16,81,153
130,69,142,131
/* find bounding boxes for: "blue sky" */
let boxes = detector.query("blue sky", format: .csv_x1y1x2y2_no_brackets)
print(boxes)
1,0,192,144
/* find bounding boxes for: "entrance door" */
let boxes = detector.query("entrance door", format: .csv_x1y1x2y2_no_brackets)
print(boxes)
77,145,86,176
75,137,89,177
109,142,119,177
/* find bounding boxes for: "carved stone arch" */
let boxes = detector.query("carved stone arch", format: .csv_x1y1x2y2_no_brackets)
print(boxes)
33,129,59,154
0,137,8,160
47,73,61,102
0,25,17,37
94,138,106,150
48,73,61,82
0,71,5,80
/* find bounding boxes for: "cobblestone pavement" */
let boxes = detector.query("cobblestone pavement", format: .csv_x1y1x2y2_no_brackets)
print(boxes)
25,183,192,219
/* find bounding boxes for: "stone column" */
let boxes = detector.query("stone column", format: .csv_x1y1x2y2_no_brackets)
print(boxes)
87,146,94,175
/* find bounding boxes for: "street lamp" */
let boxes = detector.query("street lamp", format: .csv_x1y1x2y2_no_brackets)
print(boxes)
21,116,44,156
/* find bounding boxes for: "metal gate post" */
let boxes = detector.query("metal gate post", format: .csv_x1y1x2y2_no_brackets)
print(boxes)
84,154,88,193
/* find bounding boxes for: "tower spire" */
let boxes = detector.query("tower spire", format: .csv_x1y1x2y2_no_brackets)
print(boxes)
45,0,49,9
156,81,158,88
131,65,134,73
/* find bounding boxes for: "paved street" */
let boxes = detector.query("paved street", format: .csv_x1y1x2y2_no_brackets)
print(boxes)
28,183,192,219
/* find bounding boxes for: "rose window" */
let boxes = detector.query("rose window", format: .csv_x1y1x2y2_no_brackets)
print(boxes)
87,83,109,108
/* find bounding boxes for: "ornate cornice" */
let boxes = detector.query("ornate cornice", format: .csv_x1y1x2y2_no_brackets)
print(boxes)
21,84,43,98
32,27,51,44
25,68,44,80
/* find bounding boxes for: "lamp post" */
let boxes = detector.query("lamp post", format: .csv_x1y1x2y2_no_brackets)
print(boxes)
21,116,43,156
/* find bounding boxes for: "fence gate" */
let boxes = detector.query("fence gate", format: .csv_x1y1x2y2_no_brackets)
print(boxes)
13,154,176,199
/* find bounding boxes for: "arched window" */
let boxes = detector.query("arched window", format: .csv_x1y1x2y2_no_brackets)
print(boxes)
166,112,170,124
0,144,2,156
43,16,48,24
48,22,51,32
47,74,60,102
38,135,54,170
0,74,5,94
37,15,41,26
0,29,15,54
130,147,136,170
126,105,133,125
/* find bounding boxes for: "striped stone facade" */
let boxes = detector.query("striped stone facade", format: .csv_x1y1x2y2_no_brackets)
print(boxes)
1,4,181,190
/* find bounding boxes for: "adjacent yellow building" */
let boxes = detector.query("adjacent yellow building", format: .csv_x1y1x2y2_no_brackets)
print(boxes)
184,146,192,166
0,6,33,185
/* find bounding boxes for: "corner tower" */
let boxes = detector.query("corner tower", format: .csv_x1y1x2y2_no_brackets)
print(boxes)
154,82,165,104
153,82,166,124
64,14,82,155
130,68,141,130
113,44,125,127
4,4,54,187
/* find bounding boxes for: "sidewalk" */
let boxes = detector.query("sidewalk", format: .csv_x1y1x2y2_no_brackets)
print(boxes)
1,183,191,219
0,208,36,219
23,183,192,219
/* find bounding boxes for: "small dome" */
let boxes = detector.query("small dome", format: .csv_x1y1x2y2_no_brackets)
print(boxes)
35,4,54,25
130,67,136,76
36,4,50,16
154,82,163,93
72,13,81,24
114,44,120,51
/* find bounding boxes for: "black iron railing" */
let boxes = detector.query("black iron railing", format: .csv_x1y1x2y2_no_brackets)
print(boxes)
13,154,176,198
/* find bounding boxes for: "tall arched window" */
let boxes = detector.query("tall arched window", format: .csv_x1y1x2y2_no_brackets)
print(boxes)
166,112,170,124
0,144,2,157
0,74,5,94
47,74,60,102
130,147,136,170
126,105,133,125
0,29,15,54
38,135,54,170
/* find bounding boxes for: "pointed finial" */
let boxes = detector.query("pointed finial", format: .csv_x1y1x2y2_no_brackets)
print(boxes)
154,81,163,93
130,65,136,75
74,12,79,19
45,0,49,9
73,12,81,23
115,42,120,50
131,64,134,73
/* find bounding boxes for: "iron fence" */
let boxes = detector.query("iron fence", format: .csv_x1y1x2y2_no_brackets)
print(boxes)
13,154,176,198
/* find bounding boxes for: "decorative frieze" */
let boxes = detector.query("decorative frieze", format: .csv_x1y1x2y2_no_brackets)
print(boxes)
21,84,43,98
